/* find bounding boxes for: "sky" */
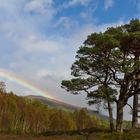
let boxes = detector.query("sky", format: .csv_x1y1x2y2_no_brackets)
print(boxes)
0,0,140,118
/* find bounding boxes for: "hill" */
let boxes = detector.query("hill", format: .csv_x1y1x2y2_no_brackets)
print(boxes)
26,95,109,120
26,95,81,110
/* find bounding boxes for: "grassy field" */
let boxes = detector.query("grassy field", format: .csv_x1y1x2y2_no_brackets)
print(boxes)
0,132,140,140
0,135,85,140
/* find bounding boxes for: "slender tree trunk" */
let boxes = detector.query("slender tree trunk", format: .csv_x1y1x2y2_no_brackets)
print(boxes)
132,54,139,129
116,100,124,132
107,101,114,132
132,94,138,129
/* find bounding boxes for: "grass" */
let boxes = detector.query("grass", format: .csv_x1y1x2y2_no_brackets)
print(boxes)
0,134,85,140
1,129,140,140
0,132,140,140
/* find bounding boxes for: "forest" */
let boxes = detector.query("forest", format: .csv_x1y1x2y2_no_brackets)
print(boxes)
0,83,138,140
0,82,106,135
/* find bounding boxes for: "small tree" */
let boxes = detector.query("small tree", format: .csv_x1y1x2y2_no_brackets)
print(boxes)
0,81,6,93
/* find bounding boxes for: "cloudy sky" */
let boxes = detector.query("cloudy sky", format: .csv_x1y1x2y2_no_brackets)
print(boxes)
0,0,139,112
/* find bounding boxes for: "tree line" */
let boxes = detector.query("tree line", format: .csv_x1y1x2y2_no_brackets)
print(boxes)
61,19,140,132
0,83,104,134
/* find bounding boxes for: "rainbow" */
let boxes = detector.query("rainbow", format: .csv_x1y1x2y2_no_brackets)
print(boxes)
0,69,54,99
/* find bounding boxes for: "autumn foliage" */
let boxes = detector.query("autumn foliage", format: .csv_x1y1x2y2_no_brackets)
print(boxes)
0,91,102,134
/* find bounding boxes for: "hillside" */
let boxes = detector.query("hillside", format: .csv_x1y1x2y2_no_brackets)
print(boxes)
26,95,109,120
26,95,81,110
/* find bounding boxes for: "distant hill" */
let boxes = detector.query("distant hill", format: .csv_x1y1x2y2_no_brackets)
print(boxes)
26,95,109,120
26,95,81,110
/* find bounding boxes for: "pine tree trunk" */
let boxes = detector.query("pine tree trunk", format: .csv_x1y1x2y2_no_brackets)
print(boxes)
132,54,139,129
132,94,138,129
116,100,124,132
107,101,114,132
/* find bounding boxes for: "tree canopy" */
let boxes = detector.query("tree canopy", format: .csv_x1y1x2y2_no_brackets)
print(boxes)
61,19,140,132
